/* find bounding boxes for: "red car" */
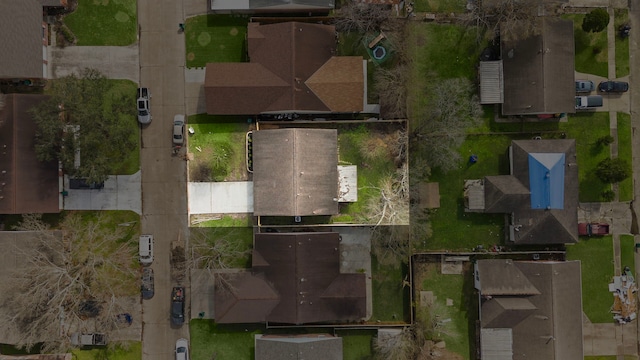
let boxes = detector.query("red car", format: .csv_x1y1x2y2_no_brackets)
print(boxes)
578,222,610,236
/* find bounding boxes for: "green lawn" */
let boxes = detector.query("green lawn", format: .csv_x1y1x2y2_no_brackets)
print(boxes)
187,114,250,182
190,320,263,360
370,256,408,322
620,235,635,274
565,14,609,77
617,113,633,201
72,342,141,360
417,264,475,359
195,214,253,227
64,0,137,46
615,9,630,78
564,112,612,202
110,80,140,175
190,226,253,268
414,0,467,12
425,132,509,251
185,15,249,68
338,329,375,360
566,237,614,323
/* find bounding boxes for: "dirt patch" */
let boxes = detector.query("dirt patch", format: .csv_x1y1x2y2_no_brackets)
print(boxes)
187,52,195,61
229,27,239,36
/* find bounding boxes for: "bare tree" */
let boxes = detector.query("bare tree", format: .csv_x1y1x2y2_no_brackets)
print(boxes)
411,78,483,172
189,227,251,282
366,163,409,227
469,0,540,42
0,213,137,352
374,326,425,360
334,1,392,33
374,65,409,119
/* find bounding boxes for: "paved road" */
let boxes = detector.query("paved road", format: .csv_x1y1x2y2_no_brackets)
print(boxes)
138,0,190,358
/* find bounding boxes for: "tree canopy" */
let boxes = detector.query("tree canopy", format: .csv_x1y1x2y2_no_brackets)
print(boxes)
596,157,630,183
30,68,136,183
582,8,610,33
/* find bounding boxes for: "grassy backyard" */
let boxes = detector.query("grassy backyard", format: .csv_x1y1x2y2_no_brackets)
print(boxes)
565,14,609,77
187,115,250,182
566,236,614,323
617,113,633,201
614,9,630,78
414,0,467,13
338,329,375,360
64,0,137,46
370,256,409,322
191,321,263,360
185,15,249,68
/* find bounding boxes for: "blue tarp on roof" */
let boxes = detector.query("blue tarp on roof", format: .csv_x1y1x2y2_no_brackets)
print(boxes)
528,153,565,209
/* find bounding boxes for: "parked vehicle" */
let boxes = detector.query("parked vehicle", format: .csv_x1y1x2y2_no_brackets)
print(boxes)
173,115,185,145
598,81,629,93
137,88,152,124
578,222,610,236
175,338,189,360
139,235,154,265
69,178,104,190
575,80,594,93
141,267,154,300
70,333,107,347
171,287,185,326
575,95,603,109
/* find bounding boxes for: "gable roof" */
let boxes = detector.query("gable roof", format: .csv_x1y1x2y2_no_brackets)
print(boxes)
215,232,366,324
483,139,578,244
255,334,342,360
501,18,575,115
0,94,60,214
0,0,45,79
204,22,363,115
476,259,583,360
252,128,339,216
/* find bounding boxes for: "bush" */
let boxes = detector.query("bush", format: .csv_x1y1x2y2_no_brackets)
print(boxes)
582,8,610,33
601,189,615,202
596,135,614,147
595,157,631,183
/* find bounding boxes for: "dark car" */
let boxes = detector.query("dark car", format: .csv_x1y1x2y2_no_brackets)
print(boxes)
598,81,629,93
171,287,185,326
69,178,104,190
141,268,154,300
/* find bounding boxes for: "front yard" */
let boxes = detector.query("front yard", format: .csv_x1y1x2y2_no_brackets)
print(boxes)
64,0,137,46
185,15,249,68
565,13,609,77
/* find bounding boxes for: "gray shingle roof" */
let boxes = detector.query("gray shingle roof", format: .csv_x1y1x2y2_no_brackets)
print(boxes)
0,0,44,79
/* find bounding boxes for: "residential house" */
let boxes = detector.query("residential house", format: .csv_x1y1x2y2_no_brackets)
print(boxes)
0,0,50,82
204,22,364,115
479,17,575,116
252,128,339,217
210,0,334,14
214,232,367,324
255,334,343,360
474,259,583,360
464,139,578,244
0,94,60,214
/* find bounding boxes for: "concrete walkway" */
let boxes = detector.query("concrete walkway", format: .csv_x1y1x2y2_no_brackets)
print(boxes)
62,171,142,214
49,45,139,82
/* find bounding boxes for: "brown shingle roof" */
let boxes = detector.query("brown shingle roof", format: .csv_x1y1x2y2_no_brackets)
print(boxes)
215,232,367,324
253,128,338,216
306,57,364,112
501,18,575,115
205,22,363,115
476,259,583,360
0,0,44,79
0,94,59,214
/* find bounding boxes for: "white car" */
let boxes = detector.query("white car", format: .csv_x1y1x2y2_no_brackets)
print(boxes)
173,115,185,145
137,88,151,124
175,338,189,360
139,235,154,265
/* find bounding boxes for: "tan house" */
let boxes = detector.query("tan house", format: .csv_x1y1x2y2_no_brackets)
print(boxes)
204,22,364,115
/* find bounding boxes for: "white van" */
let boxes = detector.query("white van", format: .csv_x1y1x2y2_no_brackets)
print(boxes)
139,235,154,265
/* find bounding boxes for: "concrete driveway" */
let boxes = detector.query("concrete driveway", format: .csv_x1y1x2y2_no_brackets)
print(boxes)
62,171,142,214
49,45,139,81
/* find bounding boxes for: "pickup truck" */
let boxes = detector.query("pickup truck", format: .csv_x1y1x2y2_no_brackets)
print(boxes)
70,333,107,346
578,222,610,236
